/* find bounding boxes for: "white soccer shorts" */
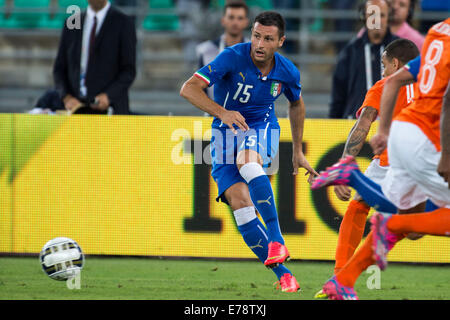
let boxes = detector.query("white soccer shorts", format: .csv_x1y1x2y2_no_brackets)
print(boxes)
382,120,450,210
364,158,389,185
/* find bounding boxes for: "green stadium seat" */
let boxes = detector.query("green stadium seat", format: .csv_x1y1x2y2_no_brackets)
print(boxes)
240,0,273,9
215,0,273,10
57,0,87,9
149,0,172,7
39,0,87,29
309,0,327,33
0,0,5,28
142,0,179,31
0,0,5,15
0,0,7,26
0,0,51,29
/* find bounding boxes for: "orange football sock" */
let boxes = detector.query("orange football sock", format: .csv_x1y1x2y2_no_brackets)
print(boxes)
334,200,370,274
387,208,450,236
335,231,375,288
336,230,405,288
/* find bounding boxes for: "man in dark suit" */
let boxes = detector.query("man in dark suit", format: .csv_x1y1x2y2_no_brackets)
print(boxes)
53,0,136,115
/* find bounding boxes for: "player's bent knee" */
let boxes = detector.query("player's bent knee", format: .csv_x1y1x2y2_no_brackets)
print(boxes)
236,149,263,170
238,162,266,184
228,197,254,212
224,183,253,211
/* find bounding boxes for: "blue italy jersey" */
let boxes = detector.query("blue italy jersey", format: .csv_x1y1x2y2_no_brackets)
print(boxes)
194,42,302,128
404,55,421,81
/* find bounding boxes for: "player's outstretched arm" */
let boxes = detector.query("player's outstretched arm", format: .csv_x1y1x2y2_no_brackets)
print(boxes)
438,80,450,189
343,106,378,158
288,96,319,183
334,106,378,201
370,68,414,155
180,76,249,133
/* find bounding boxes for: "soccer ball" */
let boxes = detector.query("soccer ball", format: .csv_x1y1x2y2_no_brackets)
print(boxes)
39,237,84,281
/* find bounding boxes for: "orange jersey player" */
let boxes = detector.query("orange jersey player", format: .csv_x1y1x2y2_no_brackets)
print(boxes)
371,17,450,208
314,39,420,300
312,18,450,300
368,17,450,272
355,76,414,166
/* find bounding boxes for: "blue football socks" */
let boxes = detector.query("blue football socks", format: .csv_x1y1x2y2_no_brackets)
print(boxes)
237,217,292,280
247,175,285,244
348,169,397,214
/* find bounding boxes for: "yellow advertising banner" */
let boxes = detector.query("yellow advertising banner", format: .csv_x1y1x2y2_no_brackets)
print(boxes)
0,114,448,263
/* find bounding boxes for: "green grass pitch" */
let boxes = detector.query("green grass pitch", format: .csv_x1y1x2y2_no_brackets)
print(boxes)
0,256,448,300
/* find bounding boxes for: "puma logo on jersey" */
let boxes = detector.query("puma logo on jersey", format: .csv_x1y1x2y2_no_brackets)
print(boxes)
257,196,272,206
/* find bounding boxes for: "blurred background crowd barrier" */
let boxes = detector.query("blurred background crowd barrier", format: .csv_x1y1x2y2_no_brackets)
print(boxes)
0,0,448,117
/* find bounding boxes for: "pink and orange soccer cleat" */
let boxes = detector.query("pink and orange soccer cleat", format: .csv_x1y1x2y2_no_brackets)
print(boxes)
322,276,358,300
311,155,359,190
264,241,290,268
370,212,401,271
275,273,301,293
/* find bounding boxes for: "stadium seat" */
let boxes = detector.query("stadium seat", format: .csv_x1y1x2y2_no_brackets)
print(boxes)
42,0,88,29
142,0,179,31
0,0,5,17
215,0,273,9
241,0,273,9
309,0,327,33
0,0,5,28
0,0,51,29
57,0,87,9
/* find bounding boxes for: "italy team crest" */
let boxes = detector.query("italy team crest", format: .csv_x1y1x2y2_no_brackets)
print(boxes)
271,82,282,97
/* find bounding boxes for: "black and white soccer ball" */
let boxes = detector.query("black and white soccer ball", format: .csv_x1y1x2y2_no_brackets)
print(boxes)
39,237,84,281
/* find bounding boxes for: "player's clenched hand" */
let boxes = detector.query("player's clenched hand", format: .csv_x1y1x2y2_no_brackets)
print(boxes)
334,185,352,201
292,151,319,184
437,153,450,189
370,133,388,155
219,109,249,134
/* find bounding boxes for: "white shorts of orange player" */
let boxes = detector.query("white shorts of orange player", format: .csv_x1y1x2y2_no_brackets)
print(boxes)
382,120,450,210
364,158,389,186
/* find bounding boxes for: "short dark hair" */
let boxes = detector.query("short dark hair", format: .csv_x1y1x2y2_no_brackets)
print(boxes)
384,38,420,64
223,0,249,17
253,11,285,38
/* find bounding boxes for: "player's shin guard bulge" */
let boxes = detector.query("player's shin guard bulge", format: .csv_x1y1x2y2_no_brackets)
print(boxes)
239,162,284,248
239,162,288,267
387,208,450,237
334,200,370,273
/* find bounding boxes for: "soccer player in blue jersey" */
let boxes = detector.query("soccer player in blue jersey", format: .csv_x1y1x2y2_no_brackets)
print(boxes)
180,11,318,292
